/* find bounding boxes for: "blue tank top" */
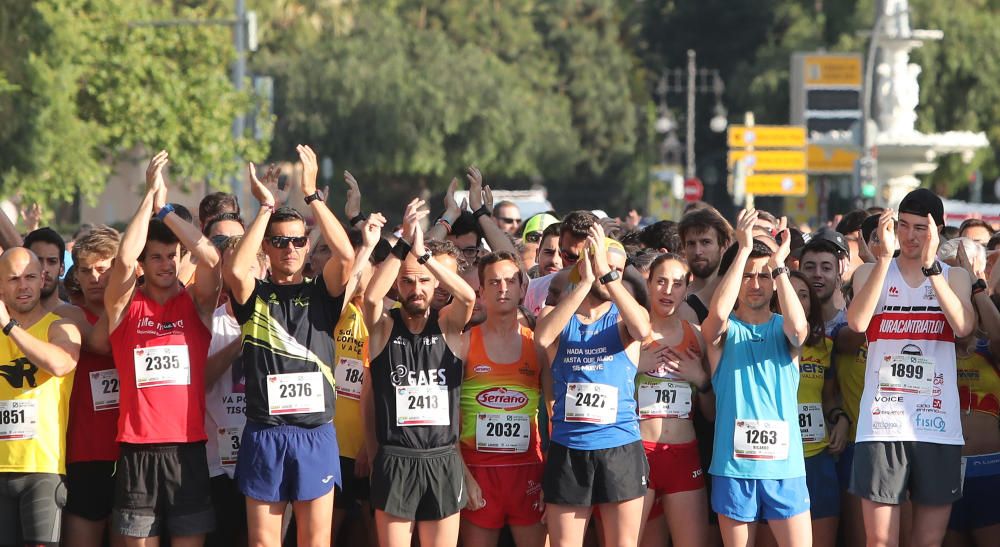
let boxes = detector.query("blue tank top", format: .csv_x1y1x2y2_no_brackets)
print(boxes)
551,303,641,450
709,314,806,479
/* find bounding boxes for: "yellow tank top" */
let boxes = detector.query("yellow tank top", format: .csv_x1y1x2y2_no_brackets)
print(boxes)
797,338,833,457
0,313,73,474
957,342,1000,418
332,303,369,459
836,342,867,441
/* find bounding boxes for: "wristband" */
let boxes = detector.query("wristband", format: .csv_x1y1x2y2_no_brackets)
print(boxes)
473,205,491,220
2,319,19,336
260,203,275,213
349,213,368,227
304,190,324,205
155,203,175,221
391,239,412,260
417,251,432,265
436,217,453,234
770,266,789,279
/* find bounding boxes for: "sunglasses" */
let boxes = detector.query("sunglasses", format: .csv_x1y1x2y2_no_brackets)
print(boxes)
210,234,232,249
460,247,481,260
559,248,580,263
267,236,308,249
498,217,521,225
524,231,542,244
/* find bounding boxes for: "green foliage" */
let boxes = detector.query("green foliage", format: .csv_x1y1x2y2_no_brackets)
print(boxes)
0,0,269,211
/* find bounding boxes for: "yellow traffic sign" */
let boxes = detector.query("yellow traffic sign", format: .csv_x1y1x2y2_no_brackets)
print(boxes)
728,125,806,149
807,145,859,174
745,173,807,196
728,150,807,172
804,54,862,87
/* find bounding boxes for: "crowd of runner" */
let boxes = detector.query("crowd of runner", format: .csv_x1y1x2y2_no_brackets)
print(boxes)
0,145,997,547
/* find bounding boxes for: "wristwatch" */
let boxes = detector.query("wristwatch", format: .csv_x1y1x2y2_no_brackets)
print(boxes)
417,251,432,265
921,260,943,277
304,190,324,205
972,278,988,295
2,319,19,336
770,266,789,279
599,270,621,285
473,205,491,220
155,203,175,221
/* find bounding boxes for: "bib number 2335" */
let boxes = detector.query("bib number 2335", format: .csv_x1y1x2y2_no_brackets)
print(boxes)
134,346,190,388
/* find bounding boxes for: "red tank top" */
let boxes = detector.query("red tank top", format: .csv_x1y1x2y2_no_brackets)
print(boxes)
110,288,210,443
67,309,121,462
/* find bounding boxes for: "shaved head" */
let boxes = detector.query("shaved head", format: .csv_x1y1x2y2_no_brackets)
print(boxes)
0,247,43,314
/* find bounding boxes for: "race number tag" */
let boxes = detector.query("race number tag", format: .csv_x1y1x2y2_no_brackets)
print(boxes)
0,400,37,440
89,369,120,411
878,354,935,395
565,383,618,424
476,414,530,453
266,372,325,415
217,426,244,467
395,385,449,426
733,419,789,461
133,345,190,388
798,403,826,443
637,381,692,419
334,357,364,401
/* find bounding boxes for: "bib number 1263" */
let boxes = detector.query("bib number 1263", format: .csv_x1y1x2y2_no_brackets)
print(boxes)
733,419,789,461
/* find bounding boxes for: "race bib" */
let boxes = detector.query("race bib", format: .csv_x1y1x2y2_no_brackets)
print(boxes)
476,414,530,453
217,426,244,467
878,354,935,395
89,369,120,411
134,345,190,388
798,403,826,443
0,400,37,440
266,372,325,415
565,383,618,424
637,381,692,419
334,357,364,401
733,419,789,461
395,385,449,426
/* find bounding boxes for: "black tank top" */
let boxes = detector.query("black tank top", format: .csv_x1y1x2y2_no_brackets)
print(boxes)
371,308,463,449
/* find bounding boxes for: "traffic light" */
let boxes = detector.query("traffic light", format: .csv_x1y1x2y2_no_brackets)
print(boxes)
855,155,877,198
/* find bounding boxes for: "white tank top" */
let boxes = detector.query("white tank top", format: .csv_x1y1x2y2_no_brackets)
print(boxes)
855,260,964,445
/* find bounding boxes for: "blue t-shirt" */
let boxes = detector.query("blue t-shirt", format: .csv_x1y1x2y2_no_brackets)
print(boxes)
709,313,806,479
551,303,641,450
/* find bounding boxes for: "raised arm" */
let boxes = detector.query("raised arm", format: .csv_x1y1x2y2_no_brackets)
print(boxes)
0,201,23,250
405,199,475,335
426,178,463,243
921,215,975,338
298,145,354,298
588,223,650,342
846,209,895,332
223,163,277,306
344,171,366,230
105,151,166,332
535,249,595,350
342,213,387,313
701,209,756,347
772,219,809,347
152,179,221,323
1,302,80,377
467,167,516,256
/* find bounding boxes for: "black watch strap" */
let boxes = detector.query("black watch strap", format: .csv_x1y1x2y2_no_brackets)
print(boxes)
304,190,324,205
3,319,19,336
391,239,412,260
921,260,943,277
972,279,988,294
349,213,367,226
599,270,621,285
417,251,432,265
473,205,491,220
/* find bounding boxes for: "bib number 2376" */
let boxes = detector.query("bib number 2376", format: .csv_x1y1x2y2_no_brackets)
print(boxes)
266,372,325,415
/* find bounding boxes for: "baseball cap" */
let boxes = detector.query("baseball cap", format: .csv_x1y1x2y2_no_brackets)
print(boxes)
521,213,559,243
898,188,944,226
861,214,879,243
803,227,849,256
788,228,808,259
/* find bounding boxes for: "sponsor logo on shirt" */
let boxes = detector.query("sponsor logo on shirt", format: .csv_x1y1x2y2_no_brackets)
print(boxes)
474,365,492,374
476,387,529,411
0,357,37,389
874,394,904,403
137,317,186,335
889,286,899,296
913,413,946,432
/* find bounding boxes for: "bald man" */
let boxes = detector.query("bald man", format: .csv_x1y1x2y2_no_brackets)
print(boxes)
0,248,83,546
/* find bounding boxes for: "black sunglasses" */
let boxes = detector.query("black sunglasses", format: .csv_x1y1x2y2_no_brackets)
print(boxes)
524,231,542,244
267,236,308,249
559,248,580,263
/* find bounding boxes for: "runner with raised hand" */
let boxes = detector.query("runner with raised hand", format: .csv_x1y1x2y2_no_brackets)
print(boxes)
224,144,355,547
104,150,221,545
363,197,475,547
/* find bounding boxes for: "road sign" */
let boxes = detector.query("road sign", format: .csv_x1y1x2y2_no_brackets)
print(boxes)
807,145,859,173
745,173,807,196
728,150,807,172
728,125,806,149
683,178,704,202
803,54,863,87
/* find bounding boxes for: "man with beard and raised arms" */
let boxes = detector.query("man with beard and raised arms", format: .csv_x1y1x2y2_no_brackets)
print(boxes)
535,221,652,547
0,248,81,547
63,226,124,547
459,251,545,547
362,198,475,547
224,146,355,547
846,191,974,547
104,151,221,546
678,207,734,325
701,210,811,546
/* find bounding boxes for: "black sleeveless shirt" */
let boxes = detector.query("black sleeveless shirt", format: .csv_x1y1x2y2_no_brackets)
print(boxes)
370,308,463,449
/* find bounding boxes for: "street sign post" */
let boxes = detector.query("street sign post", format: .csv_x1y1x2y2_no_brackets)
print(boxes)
727,121,807,199
683,177,704,202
